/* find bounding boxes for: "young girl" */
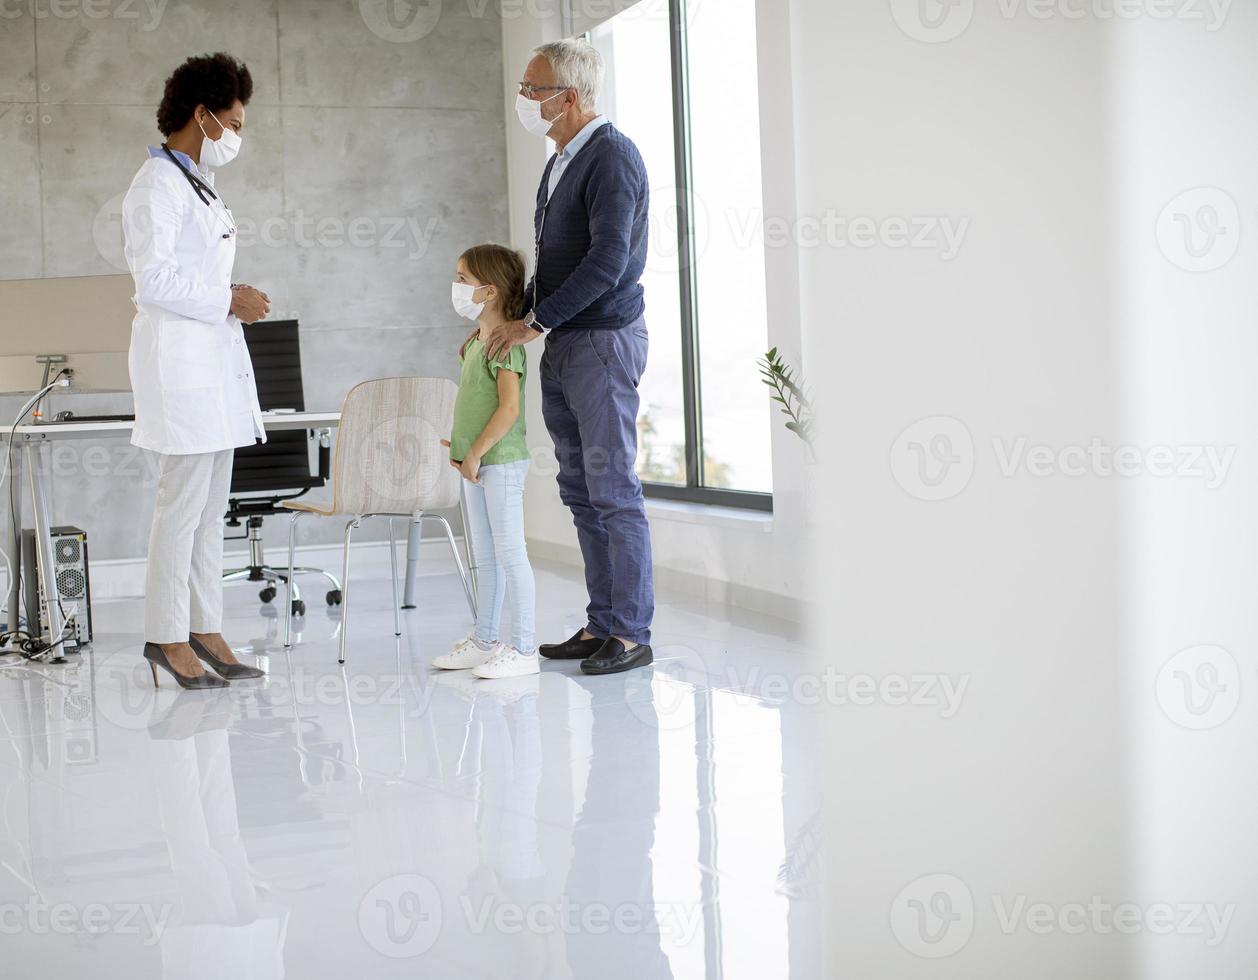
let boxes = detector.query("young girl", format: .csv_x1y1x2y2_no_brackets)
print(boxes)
435,244,539,679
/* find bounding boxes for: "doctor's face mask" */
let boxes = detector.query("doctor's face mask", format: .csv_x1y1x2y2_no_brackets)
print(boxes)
198,108,242,167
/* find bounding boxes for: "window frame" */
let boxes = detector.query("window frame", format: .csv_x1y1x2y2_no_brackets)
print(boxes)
639,0,774,513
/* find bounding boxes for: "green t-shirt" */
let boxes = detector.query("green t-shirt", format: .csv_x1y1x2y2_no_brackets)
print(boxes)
449,336,529,466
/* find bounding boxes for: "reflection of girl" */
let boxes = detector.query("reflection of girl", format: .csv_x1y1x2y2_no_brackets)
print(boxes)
123,53,269,689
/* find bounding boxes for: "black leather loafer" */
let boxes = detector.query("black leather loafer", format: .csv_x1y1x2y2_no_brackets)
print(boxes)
580,638,653,675
539,629,605,660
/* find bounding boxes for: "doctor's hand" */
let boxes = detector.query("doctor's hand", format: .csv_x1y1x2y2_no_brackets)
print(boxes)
230,285,270,323
483,318,540,360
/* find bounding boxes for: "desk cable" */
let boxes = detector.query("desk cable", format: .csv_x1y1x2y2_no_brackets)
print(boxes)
1,371,72,655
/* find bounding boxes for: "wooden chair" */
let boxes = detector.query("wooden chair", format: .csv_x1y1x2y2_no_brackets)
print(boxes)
281,377,476,662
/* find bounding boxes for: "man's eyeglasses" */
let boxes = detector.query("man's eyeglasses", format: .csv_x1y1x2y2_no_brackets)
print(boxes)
518,82,569,99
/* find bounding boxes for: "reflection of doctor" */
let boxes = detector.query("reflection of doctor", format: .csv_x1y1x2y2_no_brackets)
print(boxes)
123,53,270,689
148,697,288,979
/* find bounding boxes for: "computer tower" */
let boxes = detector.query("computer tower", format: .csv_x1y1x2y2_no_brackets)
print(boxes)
20,526,93,647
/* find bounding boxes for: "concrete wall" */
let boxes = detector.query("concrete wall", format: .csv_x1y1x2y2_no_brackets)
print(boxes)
0,0,508,562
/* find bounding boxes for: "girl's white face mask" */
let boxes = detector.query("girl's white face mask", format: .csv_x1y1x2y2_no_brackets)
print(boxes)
198,109,242,168
451,281,488,320
515,90,565,138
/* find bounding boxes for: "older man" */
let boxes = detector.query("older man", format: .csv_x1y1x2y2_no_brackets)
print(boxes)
483,38,653,675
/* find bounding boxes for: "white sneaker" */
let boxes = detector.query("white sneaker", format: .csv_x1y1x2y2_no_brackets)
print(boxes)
433,635,501,670
472,645,541,679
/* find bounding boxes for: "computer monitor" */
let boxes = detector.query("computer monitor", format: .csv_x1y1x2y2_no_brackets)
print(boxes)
0,274,134,394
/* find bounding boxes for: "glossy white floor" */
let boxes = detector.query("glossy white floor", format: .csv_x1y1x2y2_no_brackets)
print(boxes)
0,551,821,979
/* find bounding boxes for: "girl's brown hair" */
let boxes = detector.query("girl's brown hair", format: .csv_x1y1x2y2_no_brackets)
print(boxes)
459,244,527,321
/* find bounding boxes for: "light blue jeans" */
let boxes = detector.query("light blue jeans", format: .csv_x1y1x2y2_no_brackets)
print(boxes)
463,458,535,651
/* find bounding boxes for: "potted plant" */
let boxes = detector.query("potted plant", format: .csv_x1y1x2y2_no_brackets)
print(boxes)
758,347,816,463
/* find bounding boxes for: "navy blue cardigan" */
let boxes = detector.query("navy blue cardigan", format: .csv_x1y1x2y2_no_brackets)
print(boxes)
530,123,649,331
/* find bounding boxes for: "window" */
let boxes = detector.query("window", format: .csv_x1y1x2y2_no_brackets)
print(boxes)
591,0,773,509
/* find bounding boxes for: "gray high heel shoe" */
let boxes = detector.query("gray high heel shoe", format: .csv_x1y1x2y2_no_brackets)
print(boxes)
143,643,230,690
188,635,265,680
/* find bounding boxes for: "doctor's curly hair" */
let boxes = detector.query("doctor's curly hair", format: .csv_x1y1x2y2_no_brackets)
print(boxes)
156,53,253,137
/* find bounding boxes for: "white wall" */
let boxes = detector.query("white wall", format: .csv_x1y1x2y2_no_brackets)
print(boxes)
500,0,812,625
797,0,1130,975
1112,9,1258,979
799,0,1258,975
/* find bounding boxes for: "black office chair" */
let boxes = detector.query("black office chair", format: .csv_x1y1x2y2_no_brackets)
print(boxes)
223,320,341,617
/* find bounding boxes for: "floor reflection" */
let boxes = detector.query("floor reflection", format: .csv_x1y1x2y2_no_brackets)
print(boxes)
0,561,820,978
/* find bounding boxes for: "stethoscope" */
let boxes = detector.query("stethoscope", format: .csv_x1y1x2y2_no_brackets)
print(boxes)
161,144,237,240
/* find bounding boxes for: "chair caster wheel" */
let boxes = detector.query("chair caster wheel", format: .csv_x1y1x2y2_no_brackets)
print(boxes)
259,586,277,604
291,599,306,617
327,590,343,606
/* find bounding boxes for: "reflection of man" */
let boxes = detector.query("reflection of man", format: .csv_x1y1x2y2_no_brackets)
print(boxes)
482,38,655,676
564,675,674,978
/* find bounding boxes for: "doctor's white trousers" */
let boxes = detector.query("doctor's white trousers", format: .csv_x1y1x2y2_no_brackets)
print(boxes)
144,449,234,643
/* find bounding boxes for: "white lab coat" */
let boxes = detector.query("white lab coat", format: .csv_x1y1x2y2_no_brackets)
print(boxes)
122,153,265,456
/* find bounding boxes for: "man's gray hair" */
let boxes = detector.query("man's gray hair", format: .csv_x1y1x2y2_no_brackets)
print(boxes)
533,38,605,113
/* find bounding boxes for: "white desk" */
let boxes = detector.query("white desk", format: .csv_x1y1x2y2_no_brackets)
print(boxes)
2,411,339,656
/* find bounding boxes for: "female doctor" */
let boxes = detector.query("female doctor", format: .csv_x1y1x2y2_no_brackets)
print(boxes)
123,53,269,689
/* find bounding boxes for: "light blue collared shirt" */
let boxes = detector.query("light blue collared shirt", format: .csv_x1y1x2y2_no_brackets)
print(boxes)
546,115,609,203
534,116,610,334
148,144,213,184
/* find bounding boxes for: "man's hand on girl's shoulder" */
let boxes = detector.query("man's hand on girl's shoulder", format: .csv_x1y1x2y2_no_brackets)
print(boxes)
483,319,541,360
